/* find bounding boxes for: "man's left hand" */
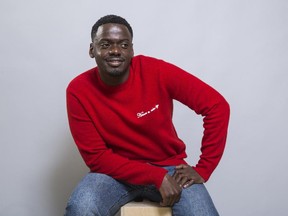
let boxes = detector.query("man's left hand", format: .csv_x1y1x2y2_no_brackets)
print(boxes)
172,164,205,188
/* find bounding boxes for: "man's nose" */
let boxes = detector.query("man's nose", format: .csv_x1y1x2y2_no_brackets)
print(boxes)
109,44,120,55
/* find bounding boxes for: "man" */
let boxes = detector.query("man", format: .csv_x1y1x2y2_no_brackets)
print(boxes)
65,15,230,216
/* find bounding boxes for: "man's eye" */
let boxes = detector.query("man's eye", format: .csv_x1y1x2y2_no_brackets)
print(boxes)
100,43,110,49
121,43,129,49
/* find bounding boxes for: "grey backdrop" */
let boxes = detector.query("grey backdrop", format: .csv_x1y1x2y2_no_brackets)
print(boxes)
1,0,287,215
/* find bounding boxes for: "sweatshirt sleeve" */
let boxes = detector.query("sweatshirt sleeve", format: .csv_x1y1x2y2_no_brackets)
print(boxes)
159,60,230,182
66,87,167,189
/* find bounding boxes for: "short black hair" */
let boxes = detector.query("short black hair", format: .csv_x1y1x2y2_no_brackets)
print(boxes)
91,15,133,41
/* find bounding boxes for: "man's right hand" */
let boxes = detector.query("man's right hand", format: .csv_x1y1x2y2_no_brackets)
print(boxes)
159,173,182,206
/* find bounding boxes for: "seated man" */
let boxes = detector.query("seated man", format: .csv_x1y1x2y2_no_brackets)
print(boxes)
65,14,230,216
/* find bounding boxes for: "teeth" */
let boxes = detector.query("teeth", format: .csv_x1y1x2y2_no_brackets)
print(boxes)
108,61,122,66
107,58,123,62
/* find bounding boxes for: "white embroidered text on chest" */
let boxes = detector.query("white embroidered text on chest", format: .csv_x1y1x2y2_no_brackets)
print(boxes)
137,104,159,118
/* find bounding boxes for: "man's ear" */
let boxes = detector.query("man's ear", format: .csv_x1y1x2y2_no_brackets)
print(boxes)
89,43,95,58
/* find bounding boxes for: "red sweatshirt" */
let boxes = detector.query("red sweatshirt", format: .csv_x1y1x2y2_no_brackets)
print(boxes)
66,55,230,189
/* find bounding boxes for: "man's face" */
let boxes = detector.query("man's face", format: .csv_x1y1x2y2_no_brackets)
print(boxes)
89,23,134,85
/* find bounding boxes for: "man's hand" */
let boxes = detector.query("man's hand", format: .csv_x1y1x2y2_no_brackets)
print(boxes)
172,164,205,188
159,174,182,207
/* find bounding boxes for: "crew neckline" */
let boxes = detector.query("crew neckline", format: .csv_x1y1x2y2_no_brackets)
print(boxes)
94,66,133,92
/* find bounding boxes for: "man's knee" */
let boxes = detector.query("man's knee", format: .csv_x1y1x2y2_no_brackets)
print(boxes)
64,173,129,216
172,184,219,216
65,189,101,216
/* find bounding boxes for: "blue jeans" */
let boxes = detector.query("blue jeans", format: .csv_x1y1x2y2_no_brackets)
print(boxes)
64,166,219,216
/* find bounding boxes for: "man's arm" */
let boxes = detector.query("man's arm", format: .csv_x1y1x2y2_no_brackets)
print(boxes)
160,59,230,182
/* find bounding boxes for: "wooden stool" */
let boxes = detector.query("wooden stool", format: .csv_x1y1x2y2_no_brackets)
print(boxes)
115,200,172,216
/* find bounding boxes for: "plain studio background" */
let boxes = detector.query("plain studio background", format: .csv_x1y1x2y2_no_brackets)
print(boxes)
0,0,287,215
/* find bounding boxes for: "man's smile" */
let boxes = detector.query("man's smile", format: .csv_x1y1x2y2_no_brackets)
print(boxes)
106,57,125,67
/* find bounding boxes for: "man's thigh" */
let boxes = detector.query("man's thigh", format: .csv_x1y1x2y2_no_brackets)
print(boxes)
172,184,219,216
65,173,140,216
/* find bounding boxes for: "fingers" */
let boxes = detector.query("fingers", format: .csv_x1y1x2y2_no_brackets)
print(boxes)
160,192,180,207
183,179,195,188
173,164,204,187
161,191,181,206
159,174,182,207
173,172,188,188
175,164,188,170
159,166,204,207
173,164,190,187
